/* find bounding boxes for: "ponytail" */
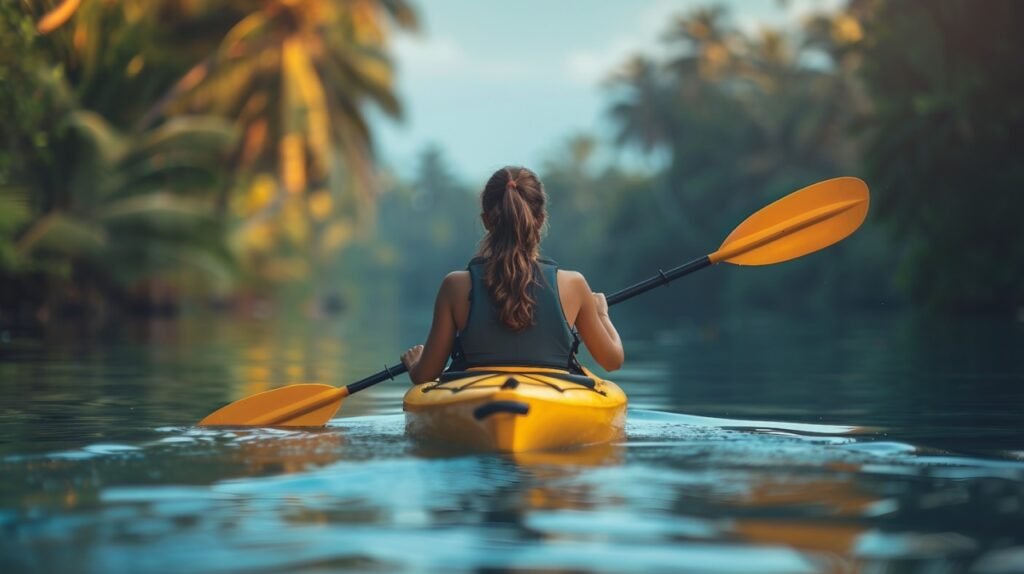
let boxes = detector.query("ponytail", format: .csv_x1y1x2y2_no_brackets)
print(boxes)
479,167,547,331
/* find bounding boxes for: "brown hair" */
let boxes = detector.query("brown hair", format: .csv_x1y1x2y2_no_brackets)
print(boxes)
479,166,547,331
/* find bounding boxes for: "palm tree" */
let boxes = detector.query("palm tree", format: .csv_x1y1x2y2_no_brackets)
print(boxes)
139,0,417,207
26,0,418,291
14,110,238,298
608,56,676,154
734,19,866,185
662,6,735,81
143,0,418,289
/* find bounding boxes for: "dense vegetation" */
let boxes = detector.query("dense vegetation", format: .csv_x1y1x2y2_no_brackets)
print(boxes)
353,1,1023,320
1,0,416,322
2,0,1021,327
857,1,1024,312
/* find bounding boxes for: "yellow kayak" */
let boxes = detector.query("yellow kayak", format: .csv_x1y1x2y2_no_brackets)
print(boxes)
403,366,627,453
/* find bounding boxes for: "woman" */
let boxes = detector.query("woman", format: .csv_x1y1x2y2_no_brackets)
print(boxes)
400,166,624,385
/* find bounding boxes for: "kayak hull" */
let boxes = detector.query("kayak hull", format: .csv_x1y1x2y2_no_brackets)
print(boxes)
403,367,627,453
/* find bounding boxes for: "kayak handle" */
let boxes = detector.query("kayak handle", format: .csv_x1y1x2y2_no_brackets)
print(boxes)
473,401,530,420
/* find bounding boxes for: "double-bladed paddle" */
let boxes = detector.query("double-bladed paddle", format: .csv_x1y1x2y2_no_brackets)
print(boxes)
199,176,869,427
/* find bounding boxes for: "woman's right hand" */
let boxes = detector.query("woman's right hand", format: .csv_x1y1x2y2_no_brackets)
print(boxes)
592,292,609,317
401,344,424,372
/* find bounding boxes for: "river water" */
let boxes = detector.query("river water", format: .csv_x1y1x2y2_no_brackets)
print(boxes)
1,311,1023,573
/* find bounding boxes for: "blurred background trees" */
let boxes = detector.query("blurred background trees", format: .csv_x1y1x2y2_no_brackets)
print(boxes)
1,0,415,321
1,0,1022,326
855,0,1024,312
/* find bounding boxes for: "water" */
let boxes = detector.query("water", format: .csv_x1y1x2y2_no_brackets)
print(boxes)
2,312,1023,573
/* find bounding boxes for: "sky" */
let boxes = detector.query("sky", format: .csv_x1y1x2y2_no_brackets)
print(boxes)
370,0,843,183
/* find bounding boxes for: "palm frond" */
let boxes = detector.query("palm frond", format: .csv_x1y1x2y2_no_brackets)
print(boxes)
95,191,214,225
69,110,128,165
376,0,419,31
134,115,237,157
15,211,107,257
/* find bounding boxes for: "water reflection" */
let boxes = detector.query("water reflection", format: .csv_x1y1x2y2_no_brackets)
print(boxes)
731,475,874,558
2,312,1023,573
3,409,1024,573
231,429,346,476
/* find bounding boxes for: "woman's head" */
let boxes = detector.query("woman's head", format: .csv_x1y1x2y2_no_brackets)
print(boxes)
478,166,547,331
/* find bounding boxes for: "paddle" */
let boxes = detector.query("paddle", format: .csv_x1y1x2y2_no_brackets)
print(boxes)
199,176,869,427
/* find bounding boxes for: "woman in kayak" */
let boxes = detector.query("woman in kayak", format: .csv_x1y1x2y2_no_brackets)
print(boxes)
401,166,624,384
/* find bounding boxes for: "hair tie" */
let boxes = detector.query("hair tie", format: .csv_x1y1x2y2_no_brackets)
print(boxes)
507,178,518,191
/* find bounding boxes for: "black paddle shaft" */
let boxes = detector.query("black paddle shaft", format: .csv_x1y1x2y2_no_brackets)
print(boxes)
605,255,711,305
346,362,408,394
354,254,713,394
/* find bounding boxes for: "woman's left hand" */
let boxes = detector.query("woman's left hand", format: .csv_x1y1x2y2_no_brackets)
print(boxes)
401,345,424,371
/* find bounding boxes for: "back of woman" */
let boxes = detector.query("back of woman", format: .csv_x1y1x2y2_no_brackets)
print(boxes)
453,255,576,370
401,166,624,384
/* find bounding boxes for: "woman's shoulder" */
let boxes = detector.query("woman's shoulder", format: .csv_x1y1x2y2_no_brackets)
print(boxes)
441,270,470,286
555,268,589,292
439,270,471,299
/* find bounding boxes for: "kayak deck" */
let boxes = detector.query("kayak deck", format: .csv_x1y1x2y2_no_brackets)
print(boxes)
403,367,627,453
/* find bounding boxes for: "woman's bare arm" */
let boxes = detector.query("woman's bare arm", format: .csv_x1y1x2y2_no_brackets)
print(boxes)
570,273,625,371
401,273,460,384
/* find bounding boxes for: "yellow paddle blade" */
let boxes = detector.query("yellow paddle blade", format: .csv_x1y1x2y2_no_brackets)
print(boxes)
198,384,347,427
709,177,869,265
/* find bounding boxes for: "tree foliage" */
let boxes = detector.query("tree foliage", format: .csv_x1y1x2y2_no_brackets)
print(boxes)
1,0,414,319
596,4,894,315
4,0,1020,320
856,0,1024,311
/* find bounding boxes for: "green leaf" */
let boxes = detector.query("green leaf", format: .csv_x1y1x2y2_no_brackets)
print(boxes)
132,115,237,159
16,212,107,258
95,192,214,228
69,111,128,165
0,186,31,233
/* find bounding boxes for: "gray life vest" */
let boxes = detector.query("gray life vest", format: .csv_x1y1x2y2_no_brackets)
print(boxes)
449,257,581,372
